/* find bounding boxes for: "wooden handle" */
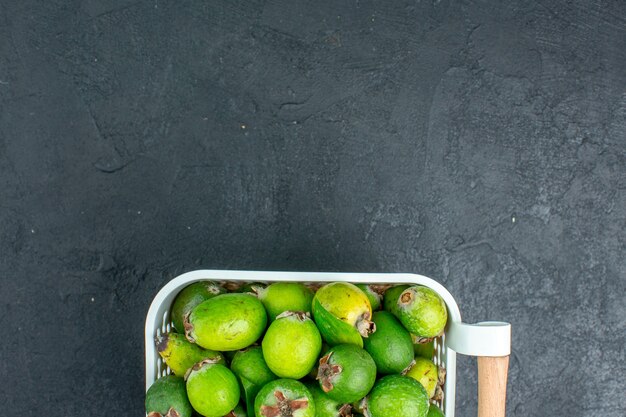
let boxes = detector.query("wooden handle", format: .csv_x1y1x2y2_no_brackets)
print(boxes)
477,356,509,417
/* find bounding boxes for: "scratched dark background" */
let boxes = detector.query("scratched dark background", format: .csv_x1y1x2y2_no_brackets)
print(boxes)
0,0,624,416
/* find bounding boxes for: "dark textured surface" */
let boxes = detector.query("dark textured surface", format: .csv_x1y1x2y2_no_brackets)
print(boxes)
0,0,624,415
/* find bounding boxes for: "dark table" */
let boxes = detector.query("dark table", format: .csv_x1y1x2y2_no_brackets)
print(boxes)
1,1,624,416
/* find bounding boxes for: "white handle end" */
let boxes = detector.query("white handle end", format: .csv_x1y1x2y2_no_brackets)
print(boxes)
447,321,511,357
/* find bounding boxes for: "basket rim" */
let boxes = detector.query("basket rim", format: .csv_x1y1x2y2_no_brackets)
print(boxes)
145,270,463,332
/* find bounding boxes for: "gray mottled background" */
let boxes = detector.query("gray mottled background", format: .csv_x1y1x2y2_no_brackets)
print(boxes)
0,0,624,416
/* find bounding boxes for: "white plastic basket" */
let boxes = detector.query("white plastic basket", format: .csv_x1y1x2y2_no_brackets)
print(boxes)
145,270,511,417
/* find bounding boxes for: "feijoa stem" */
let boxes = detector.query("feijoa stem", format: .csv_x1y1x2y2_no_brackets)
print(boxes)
356,312,376,337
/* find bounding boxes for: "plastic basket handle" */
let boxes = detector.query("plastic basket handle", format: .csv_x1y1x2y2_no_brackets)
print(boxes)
447,321,511,417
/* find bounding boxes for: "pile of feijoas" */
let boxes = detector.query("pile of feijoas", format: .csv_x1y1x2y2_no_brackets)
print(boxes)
147,280,448,417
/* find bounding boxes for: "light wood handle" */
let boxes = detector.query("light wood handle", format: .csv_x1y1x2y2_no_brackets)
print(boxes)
477,356,509,417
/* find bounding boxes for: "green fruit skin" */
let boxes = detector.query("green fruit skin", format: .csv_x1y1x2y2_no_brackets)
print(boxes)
262,314,322,379
307,343,331,379
231,347,278,417
366,375,429,417
356,284,381,311
231,346,277,387
404,357,439,399
363,311,413,374
382,285,409,315
320,344,377,404
313,283,372,324
312,298,364,347
156,333,225,376
186,363,240,417
307,382,350,417
258,282,314,321
254,379,315,417
238,377,259,417
145,375,193,417
413,338,435,359
171,281,226,333
396,286,448,338
427,404,445,417
189,293,267,351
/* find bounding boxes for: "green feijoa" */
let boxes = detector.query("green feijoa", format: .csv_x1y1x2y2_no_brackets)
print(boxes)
317,344,376,404
413,336,435,359
404,357,440,399
185,293,267,351
146,375,193,417
171,281,226,333
396,286,447,338
363,311,413,374
231,346,277,416
365,375,429,417
254,379,315,417
306,382,353,417
312,282,375,347
186,359,240,417
256,282,314,321
382,285,409,315
156,333,225,376
231,346,277,387
427,404,445,417
355,284,386,311
262,311,322,379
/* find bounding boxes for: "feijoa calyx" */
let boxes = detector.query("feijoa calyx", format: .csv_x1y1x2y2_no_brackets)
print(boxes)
145,375,193,417
170,281,226,333
254,379,315,417
364,375,429,417
185,293,267,351
185,359,240,417
317,344,376,404
312,282,375,347
156,332,224,377
395,286,447,338
363,311,413,374
262,311,322,379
